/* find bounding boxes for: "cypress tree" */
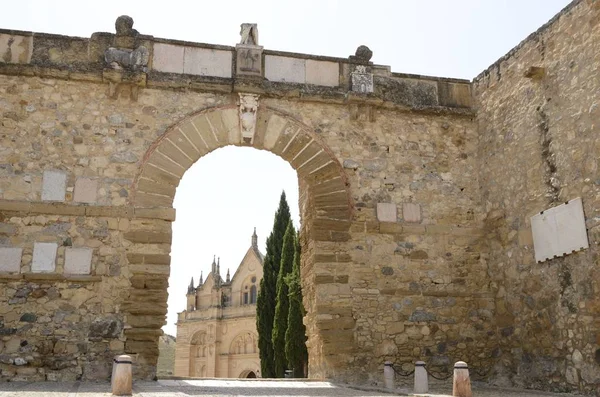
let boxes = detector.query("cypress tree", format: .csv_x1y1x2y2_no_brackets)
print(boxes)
256,192,291,378
285,234,308,378
272,221,295,378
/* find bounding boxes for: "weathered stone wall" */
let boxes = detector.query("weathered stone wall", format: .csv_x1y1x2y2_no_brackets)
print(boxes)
0,25,486,383
5,3,597,390
473,0,600,393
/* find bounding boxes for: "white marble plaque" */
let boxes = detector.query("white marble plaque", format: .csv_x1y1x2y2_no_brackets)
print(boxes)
32,242,58,273
403,203,422,223
74,177,98,204
64,248,93,275
265,55,305,84
184,47,232,78
377,203,397,223
306,60,339,87
41,170,67,202
152,43,184,74
531,197,589,263
0,248,22,273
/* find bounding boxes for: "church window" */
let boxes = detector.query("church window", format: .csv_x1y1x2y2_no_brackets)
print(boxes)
243,292,249,304
250,285,257,304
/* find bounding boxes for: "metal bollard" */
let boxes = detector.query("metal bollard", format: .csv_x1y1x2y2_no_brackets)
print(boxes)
111,354,132,396
414,361,428,394
383,361,395,390
452,361,472,397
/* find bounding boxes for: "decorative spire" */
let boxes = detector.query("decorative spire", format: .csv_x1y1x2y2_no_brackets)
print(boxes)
226,268,230,283
199,271,203,286
187,277,194,294
217,257,221,277
252,227,258,249
212,255,216,274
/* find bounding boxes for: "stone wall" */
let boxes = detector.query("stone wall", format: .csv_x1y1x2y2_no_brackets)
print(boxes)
0,29,485,382
0,2,597,392
473,0,600,393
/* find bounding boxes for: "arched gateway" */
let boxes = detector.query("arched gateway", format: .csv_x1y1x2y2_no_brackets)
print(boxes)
8,5,600,391
126,104,355,379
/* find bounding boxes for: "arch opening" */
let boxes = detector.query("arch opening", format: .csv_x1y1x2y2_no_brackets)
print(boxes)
128,105,354,380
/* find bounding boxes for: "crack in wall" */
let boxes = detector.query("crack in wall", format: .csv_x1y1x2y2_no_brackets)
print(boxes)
536,103,560,203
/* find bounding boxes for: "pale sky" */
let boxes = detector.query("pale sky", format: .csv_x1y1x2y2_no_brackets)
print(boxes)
2,0,571,336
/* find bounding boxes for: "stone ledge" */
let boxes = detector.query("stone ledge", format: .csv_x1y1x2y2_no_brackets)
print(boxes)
0,199,176,221
0,64,474,117
0,273,102,282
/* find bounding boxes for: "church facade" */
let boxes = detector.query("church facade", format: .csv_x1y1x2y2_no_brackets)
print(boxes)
174,230,264,378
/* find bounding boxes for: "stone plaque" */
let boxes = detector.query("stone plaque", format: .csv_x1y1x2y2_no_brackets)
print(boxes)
74,177,98,204
377,203,397,223
403,203,422,223
64,248,93,275
0,34,33,64
265,55,305,84
41,170,67,202
184,47,233,78
351,65,374,93
152,43,184,74
32,242,58,273
0,247,22,273
236,44,263,77
531,197,589,263
306,59,339,87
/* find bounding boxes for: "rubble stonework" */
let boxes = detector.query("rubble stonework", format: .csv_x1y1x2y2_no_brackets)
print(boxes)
0,1,597,393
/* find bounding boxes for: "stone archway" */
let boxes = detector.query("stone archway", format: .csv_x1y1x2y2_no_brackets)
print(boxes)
124,103,355,379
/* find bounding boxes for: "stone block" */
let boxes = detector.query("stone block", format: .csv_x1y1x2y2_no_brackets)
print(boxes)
74,177,98,204
152,43,184,74
306,60,339,87
265,55,305,84
377,203,397,223
403,203,421,223
183,47,232,78
31,242,58,273
41,170,67,202
0,248,22,273
236,44,263,77
0,34,33,64
64,248,93,275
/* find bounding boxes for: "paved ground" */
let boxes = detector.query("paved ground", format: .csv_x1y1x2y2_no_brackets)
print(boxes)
0,379,580,396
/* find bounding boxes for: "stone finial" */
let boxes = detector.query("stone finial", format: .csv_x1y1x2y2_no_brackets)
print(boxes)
239,23,259,45
187,277,194,294
199,271,203,285
252,227,258,249
115,15,138,37
350,45,373,63
226,268,230,283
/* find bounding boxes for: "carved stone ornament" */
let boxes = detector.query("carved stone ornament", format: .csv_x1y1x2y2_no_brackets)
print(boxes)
236,23,263,77
351,65,374,93
239,23,259,46
102,15,148,101
239,93,259,144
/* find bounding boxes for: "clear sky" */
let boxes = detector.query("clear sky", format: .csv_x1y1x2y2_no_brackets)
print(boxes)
2,0,571,336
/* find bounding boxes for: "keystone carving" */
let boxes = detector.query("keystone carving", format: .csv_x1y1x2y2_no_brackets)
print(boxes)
239,93,259,144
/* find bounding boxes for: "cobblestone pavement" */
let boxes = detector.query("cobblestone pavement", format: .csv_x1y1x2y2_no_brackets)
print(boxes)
0,379,580,396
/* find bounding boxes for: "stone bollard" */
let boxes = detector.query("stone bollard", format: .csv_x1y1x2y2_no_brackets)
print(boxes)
111,354,132,396
414,361,428,394
383,361,395,390
452,361,472,397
